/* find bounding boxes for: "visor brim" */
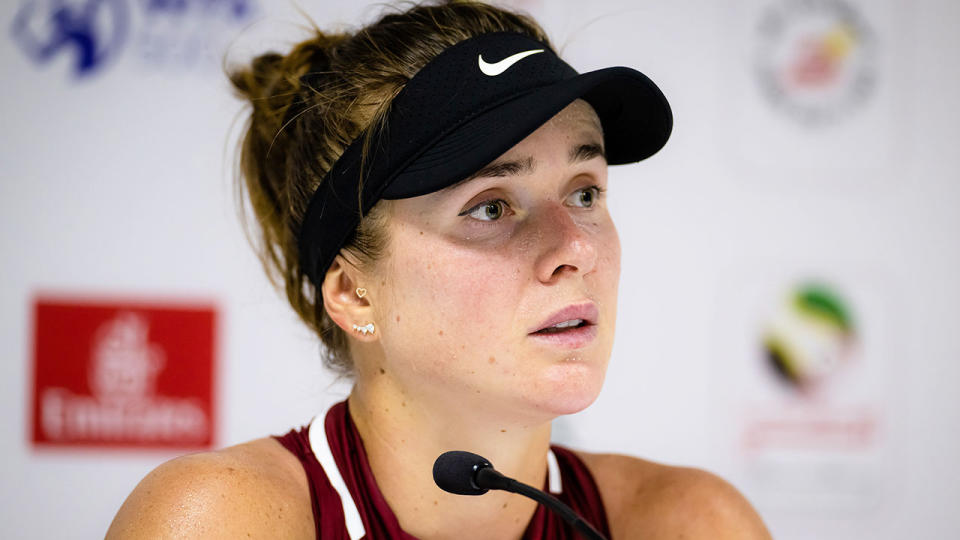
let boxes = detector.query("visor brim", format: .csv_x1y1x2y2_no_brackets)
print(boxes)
382,66,672,199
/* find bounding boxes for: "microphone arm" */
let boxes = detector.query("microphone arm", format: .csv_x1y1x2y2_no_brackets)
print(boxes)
474,466,608,540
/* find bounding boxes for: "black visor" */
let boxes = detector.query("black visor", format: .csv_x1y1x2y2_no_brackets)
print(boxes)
298,32,672,285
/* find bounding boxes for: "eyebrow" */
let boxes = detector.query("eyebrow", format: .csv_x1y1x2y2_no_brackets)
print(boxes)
456,141,606,186
462,156,535,183
570,142,606,164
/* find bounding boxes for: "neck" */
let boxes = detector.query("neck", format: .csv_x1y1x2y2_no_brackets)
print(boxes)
347,374,553,540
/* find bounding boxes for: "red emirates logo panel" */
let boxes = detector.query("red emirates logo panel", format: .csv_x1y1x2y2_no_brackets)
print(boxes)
31,297,217,449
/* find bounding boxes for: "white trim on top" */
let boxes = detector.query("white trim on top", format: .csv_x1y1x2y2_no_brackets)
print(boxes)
308,418,367,540
547,449,563,494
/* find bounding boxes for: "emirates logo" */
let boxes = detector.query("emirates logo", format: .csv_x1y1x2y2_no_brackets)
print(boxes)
32,298,216,449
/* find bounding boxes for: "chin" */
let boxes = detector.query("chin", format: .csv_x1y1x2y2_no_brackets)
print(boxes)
524,361,607,418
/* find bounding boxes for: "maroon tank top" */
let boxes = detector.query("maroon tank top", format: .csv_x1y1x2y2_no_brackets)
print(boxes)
274,401,611,539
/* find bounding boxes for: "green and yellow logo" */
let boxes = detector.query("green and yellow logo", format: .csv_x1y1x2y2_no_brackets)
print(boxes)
763,282,857,391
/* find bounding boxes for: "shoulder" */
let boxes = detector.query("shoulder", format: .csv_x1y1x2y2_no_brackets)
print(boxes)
106,437,314,539
575,451,771,540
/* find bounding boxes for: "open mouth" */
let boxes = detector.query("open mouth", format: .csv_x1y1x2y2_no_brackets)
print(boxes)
527,303,598,348
532,319,590,334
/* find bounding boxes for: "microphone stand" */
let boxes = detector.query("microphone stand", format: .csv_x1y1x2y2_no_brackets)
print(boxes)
476,467,607,540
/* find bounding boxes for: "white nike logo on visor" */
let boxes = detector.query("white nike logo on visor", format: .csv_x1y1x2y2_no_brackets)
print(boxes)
478,48,545,76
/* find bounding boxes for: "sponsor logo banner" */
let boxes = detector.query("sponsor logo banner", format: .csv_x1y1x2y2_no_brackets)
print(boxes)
755,0,878,126
712,267,893,512
718,0,909,184
31,297,216,449
10,0,257,78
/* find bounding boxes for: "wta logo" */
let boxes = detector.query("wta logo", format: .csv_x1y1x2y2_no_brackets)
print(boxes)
9,0,256,78
32,298,216,449
9,0,129,77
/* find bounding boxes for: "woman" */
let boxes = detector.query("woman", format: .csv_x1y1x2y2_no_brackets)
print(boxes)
107,1,771,538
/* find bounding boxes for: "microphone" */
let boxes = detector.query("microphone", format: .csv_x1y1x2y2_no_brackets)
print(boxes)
433,451,608,540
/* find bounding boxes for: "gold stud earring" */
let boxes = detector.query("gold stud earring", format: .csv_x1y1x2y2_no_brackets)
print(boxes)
352,322,375,336
356,287,367,298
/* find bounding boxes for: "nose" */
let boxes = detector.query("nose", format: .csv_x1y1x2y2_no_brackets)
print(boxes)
531,203,598,283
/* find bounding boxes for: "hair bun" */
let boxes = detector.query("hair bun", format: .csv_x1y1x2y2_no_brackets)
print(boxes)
229,32,347,132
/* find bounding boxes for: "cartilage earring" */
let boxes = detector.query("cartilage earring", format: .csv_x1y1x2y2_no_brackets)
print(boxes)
356,287,367,298
352,322,375,336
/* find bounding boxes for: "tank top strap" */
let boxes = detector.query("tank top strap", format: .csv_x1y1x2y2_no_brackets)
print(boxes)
546,446,563,494
308,415,366,539
323,401,418,539
273,425,353,539
530,445,611,539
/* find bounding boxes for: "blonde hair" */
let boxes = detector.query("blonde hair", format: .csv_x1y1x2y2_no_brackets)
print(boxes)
229,1,551,374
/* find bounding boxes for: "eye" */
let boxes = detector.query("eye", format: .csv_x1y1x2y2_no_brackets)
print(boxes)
460,199,508,221
567,186,601,208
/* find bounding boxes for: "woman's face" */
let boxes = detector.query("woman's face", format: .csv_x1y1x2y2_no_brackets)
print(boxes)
368,100,620,421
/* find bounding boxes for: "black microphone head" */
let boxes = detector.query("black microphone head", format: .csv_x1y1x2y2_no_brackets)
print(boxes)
433,451,492,496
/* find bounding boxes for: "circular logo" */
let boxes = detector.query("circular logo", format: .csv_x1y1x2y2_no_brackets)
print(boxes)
11,0,129,77
762,282,857,391
754,0,878,126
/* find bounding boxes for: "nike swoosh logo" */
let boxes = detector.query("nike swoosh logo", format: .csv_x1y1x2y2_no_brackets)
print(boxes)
478,49,545,76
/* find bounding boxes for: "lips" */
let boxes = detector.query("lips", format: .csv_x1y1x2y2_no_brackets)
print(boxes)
529,303,599,335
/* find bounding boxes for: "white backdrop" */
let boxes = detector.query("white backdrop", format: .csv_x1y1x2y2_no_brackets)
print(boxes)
2,0,958,538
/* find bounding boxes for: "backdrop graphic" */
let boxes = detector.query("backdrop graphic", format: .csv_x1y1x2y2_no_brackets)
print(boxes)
31,297,216,449
2,0,958,538
9,0,256,77
713,269,893,515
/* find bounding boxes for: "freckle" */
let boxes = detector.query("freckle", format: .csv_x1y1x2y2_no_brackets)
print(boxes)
379,367,386,374
402,401,406,407
396,315,401,322
488,356,496,364
470,370,476,374
500,429,506,433
476,389,481,393
384,408,389,413
503,503,508,508
381,280,386,286
438,330,444,336
433,500,438,506
419,231,424,235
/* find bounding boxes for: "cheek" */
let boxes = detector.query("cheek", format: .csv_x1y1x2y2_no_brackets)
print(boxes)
589,214,621,287
591,218,621,338
604,223,621,284
373,232,530,392
436,258,512,319
380,232,521,342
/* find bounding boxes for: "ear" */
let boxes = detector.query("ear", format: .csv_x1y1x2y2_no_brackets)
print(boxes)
320,255,377,341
